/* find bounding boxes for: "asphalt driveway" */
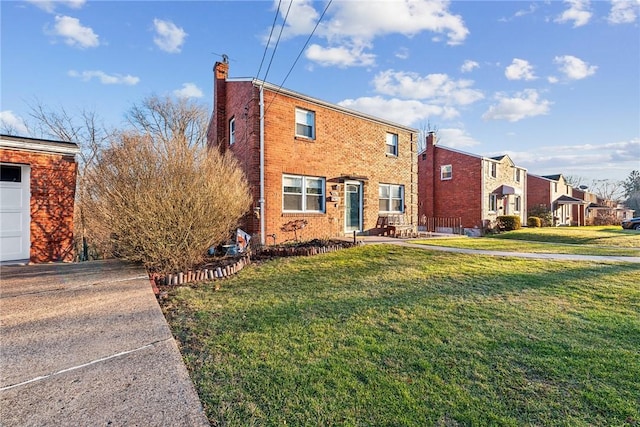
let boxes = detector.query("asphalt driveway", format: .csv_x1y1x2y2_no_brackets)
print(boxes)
0,260,209,426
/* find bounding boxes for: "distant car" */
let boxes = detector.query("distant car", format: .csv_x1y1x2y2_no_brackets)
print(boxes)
621,217,640,230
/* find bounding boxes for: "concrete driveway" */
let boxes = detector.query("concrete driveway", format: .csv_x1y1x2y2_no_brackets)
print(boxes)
0,260,209,426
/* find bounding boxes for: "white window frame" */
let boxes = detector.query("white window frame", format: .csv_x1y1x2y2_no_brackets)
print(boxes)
441,165,452,180
282,174,325,213
378,183,404,213
489,194,498,212
295,108,315,139
490,162,497,178
385,133,398,156
514,195,521,213
514,168,521,183
229,117,235,145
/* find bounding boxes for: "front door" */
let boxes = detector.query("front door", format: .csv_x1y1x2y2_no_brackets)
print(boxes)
345,181,362,233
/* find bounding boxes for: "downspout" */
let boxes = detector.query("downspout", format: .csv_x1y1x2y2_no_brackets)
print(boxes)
259,85,266,245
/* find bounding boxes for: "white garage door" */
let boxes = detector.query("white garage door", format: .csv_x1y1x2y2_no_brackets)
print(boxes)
0,164,31,262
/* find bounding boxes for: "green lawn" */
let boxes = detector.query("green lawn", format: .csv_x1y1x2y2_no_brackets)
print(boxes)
413,226,640,256
163,245,640,426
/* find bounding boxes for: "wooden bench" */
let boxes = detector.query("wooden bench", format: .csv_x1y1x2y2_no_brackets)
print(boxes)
377,214,414,237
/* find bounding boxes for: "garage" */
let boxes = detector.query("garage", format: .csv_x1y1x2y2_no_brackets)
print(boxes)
0,134,79,263
0,164,31,261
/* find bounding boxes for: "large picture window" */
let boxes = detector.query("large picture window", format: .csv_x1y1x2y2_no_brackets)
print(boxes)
379,184,404,213
295,108,315,139
283,174,325,212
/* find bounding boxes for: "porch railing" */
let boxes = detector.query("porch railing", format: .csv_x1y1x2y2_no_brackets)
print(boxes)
419,216,463,235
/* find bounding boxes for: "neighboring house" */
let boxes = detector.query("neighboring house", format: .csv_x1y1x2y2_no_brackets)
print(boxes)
207,59,418,245
572,188,635,224
527,173,586,226
0,134,80,263
418,132,527,235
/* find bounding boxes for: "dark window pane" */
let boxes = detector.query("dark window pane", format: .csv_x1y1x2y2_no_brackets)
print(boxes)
284,194,302,210
1,165,21,182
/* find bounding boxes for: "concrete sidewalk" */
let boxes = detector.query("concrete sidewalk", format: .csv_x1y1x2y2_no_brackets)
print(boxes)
349,235,640,263
0,260,209,426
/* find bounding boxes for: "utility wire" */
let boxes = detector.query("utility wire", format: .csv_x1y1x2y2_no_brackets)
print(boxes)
255,0,282,81
261,0,294,85
264,0,333,115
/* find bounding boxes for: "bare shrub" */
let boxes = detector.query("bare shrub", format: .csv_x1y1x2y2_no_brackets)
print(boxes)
84,131,251,273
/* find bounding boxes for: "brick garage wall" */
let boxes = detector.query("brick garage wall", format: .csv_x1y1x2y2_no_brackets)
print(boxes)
418,141,482,229
0,149,77,262
527,175,551,211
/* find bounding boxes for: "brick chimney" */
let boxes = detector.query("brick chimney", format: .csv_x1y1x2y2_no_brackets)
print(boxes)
208,58,229,150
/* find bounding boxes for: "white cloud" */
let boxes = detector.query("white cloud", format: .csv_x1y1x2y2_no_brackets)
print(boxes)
338,96,458,127
547,76,560,84
68,70,140,85
460,60,479,73
555,0,592,27
27,0,85,13
554,55,597,80
0,111,29,135
173,83,203,99
272,0,469,68
505,58,537,81
153,18,187,53
49,15,99,48
483,89,552,122
437,128,481,149
608,0,640,24
372,70,484,106
395,47,410,60
305,43,376,68
506,138,640,180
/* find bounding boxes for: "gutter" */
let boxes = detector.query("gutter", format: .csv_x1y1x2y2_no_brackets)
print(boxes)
259,85,266,245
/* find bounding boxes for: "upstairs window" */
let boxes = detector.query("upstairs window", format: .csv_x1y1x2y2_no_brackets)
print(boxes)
379,184,404,213
514,168,521,182
295,108,315,139
490,162,497,178
385,133,398,156
229,117,236,145
283,174,325,212
441,165,452,180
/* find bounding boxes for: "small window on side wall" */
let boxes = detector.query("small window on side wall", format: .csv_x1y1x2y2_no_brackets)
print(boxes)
295,108,315,139
490,162,497,178
441,165,452,180
229,117,236,145
514,168,521,182
489,194,498,212
385,133,398,156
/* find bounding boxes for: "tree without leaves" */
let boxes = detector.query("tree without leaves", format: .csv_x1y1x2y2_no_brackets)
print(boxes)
622,170,640,215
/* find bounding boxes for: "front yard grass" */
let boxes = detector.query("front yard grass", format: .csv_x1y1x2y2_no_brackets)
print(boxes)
163,245,640,426
413,226,640,256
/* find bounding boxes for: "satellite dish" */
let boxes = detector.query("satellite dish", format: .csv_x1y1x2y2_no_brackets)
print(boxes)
579,185,588,190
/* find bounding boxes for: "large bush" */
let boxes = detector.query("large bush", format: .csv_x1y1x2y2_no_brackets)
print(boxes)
84,132,251,273
528,205,553,227
527,216,541,228
497,215,521,231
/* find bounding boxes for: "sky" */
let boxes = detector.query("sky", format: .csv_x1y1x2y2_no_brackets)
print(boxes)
1,0,639,182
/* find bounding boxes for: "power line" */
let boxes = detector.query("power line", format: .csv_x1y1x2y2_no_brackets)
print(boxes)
261,0,294,85
264,0,333,116
255,0,282,81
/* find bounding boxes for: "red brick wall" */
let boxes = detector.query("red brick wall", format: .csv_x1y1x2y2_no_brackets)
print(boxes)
209,70,417,244
0,149,78,262
418,139,482,229
526,175,551,210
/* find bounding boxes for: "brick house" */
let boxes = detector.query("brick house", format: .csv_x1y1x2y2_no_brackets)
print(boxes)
418,133,527,235
572,188,635,224
207,60,418,245
1,134,80,263
527,173,586,226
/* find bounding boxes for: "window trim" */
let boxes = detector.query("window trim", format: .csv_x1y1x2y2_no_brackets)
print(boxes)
514,195,521,213
229,117,236,145
514,168,521,183
490,162,497,178
282,174,325,213
441,164,452,180
295,108,315,139
378,183,404,213
385,132,398,157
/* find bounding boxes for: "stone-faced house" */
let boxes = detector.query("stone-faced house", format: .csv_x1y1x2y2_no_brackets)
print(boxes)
207,59,418,245
418,132,527,235
0,134,79,263
527,173,586,226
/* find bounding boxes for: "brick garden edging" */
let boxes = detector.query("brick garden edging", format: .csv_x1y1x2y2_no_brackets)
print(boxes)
150,241,360,291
